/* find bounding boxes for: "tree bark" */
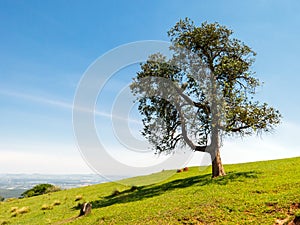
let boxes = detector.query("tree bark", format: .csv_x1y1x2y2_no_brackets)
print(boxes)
210,146,226,178
208,127,226,178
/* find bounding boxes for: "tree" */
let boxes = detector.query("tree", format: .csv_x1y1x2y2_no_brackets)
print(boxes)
130,18,281,178
21,183,60,198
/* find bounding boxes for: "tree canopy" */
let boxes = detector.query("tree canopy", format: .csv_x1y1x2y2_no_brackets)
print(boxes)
130,18,281,177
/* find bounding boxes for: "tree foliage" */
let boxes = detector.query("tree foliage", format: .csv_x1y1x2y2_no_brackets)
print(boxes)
21,184,60,198
131,18,281,177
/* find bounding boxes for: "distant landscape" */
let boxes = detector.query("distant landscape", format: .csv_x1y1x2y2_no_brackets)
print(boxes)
0,174,125,199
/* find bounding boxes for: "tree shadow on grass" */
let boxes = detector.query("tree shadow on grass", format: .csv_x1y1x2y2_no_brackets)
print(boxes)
83,171,259,209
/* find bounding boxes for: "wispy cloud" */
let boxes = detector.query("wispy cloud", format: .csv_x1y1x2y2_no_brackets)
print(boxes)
0,89,73,109
0,89,141,124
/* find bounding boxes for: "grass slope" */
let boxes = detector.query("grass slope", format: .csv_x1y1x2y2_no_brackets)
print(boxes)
0,157,300,225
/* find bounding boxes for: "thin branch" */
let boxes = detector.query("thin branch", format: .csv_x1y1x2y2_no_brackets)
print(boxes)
194,145,207,152
230,125,250,132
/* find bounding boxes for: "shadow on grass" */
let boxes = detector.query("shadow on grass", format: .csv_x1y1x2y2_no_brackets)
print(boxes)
80,171,259,209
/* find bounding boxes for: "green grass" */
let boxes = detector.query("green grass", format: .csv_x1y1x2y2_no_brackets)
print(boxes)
0,157,299,224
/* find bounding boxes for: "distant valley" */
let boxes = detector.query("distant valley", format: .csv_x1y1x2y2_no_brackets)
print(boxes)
0,174,125,199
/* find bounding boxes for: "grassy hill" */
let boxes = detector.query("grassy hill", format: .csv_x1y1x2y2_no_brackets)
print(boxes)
0,157,300,225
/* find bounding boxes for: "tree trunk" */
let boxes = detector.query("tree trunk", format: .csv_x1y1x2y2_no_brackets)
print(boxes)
207,68,226,178
209,110,226,178
210,147,226,178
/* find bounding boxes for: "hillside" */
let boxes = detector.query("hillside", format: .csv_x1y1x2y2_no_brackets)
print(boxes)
0,157,300,225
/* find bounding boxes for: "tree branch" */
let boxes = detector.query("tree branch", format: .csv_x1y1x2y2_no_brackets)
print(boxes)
176,102,209,153
175,102,197,150
230,125,250,132
194,145,207,152
173,84,211,114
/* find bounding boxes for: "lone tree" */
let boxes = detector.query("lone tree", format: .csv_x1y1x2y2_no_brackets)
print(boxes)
131,18,281,177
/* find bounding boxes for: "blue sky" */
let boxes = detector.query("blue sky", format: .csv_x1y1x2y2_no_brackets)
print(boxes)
0,0,299,174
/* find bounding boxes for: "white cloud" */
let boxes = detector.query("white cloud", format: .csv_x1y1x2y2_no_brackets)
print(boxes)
221,121,300,164
0,89,141,124
0,150,93,174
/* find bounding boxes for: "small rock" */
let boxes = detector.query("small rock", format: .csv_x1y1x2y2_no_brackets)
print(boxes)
288,216,300,225
79,202,92,216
